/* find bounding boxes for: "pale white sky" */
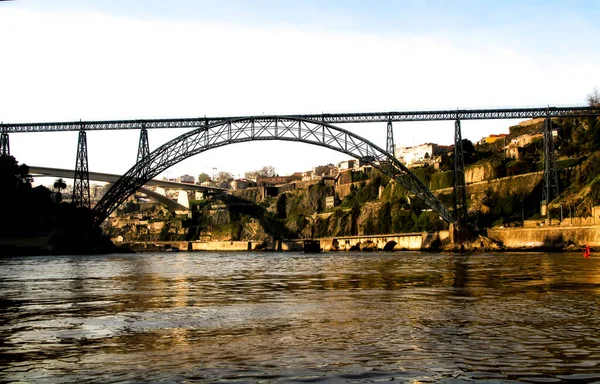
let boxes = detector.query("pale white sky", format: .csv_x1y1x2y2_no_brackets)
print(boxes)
1,1,598,184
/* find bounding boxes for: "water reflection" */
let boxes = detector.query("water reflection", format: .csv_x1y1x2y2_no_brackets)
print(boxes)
1,252,600,383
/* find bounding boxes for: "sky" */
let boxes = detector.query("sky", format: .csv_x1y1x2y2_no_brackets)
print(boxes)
1,0,599,185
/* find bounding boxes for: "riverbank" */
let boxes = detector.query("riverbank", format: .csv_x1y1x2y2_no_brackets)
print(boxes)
6,226,598,256
119,225,600,254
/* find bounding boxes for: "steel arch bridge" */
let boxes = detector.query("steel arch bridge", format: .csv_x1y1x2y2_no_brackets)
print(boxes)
92,117,453,225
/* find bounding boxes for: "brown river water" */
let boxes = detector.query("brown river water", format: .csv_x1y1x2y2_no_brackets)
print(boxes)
1,252,600,383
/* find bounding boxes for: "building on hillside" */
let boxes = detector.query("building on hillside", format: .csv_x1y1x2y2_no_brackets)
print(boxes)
511,133,542,147
505,133,543,160
302,171,313,181
478,133,508,146
312,164,338,179
325,196,336,209
338,159,356,170
177,174,195,184
395,143,452,168
90,183,105,201
290,172,304,181
257,176,289,186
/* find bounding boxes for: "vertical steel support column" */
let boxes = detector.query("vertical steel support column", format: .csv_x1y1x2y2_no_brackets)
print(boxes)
386,119,395,156
453,119,468,222
0,127,9,156
542,116,559,216
73,127,91,209
137,125,150,176
137,125,150,163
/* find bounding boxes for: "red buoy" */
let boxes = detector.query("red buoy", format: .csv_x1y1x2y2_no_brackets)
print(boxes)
584,244,591,259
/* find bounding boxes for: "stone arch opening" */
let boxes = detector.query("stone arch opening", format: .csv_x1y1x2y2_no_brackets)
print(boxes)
383,241,398,251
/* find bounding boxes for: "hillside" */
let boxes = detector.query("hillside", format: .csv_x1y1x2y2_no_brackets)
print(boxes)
107,115,600,244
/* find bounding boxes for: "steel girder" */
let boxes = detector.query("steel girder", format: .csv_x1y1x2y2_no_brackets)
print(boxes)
4,106,600,133
92,117,454,225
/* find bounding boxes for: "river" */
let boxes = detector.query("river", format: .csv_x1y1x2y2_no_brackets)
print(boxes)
1,252,599,383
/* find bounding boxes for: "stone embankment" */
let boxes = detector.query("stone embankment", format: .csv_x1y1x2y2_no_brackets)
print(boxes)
123,231,451,252
487,225,600,251
123,225,600,253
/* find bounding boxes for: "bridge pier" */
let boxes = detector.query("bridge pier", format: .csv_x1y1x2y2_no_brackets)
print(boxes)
72,126,91,209
137,125,150,163
453,119,467,222
386,119,394,155
1,126,9,156
542,115,559,222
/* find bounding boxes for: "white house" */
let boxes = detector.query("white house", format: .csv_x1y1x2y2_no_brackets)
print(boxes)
395,143,452,167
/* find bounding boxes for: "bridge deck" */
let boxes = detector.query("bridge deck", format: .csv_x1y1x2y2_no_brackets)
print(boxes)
4,106,600,133
29,166,223,192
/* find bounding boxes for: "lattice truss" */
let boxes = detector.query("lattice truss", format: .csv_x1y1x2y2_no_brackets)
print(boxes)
93,117,453,224
4,106,600,132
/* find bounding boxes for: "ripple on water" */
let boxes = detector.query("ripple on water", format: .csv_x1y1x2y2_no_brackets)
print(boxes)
1,252,600,383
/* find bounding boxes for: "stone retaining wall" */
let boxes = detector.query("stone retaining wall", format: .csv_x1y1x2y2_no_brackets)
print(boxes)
487,226,600,248
126,231,449,252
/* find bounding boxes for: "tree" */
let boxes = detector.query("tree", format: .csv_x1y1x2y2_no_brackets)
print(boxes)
217,171,234,182
245,165,276,180
197,172,210,184
0,155,37,236
461,139,477,165
587,87,600,106
216,171,234,188
53,178,67,202
0,154,32,191
462,139,475,154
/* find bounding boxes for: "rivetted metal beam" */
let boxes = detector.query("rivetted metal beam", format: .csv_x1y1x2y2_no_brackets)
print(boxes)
92,117,455,225
4,106,600,133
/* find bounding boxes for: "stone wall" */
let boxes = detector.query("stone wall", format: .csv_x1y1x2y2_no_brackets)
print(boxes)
487,226,600,248
320,231,450,251
465,164,488,184
126,232,449,253
335,181,364,200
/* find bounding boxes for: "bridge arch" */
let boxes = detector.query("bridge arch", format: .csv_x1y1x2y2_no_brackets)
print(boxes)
93,117,453,224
